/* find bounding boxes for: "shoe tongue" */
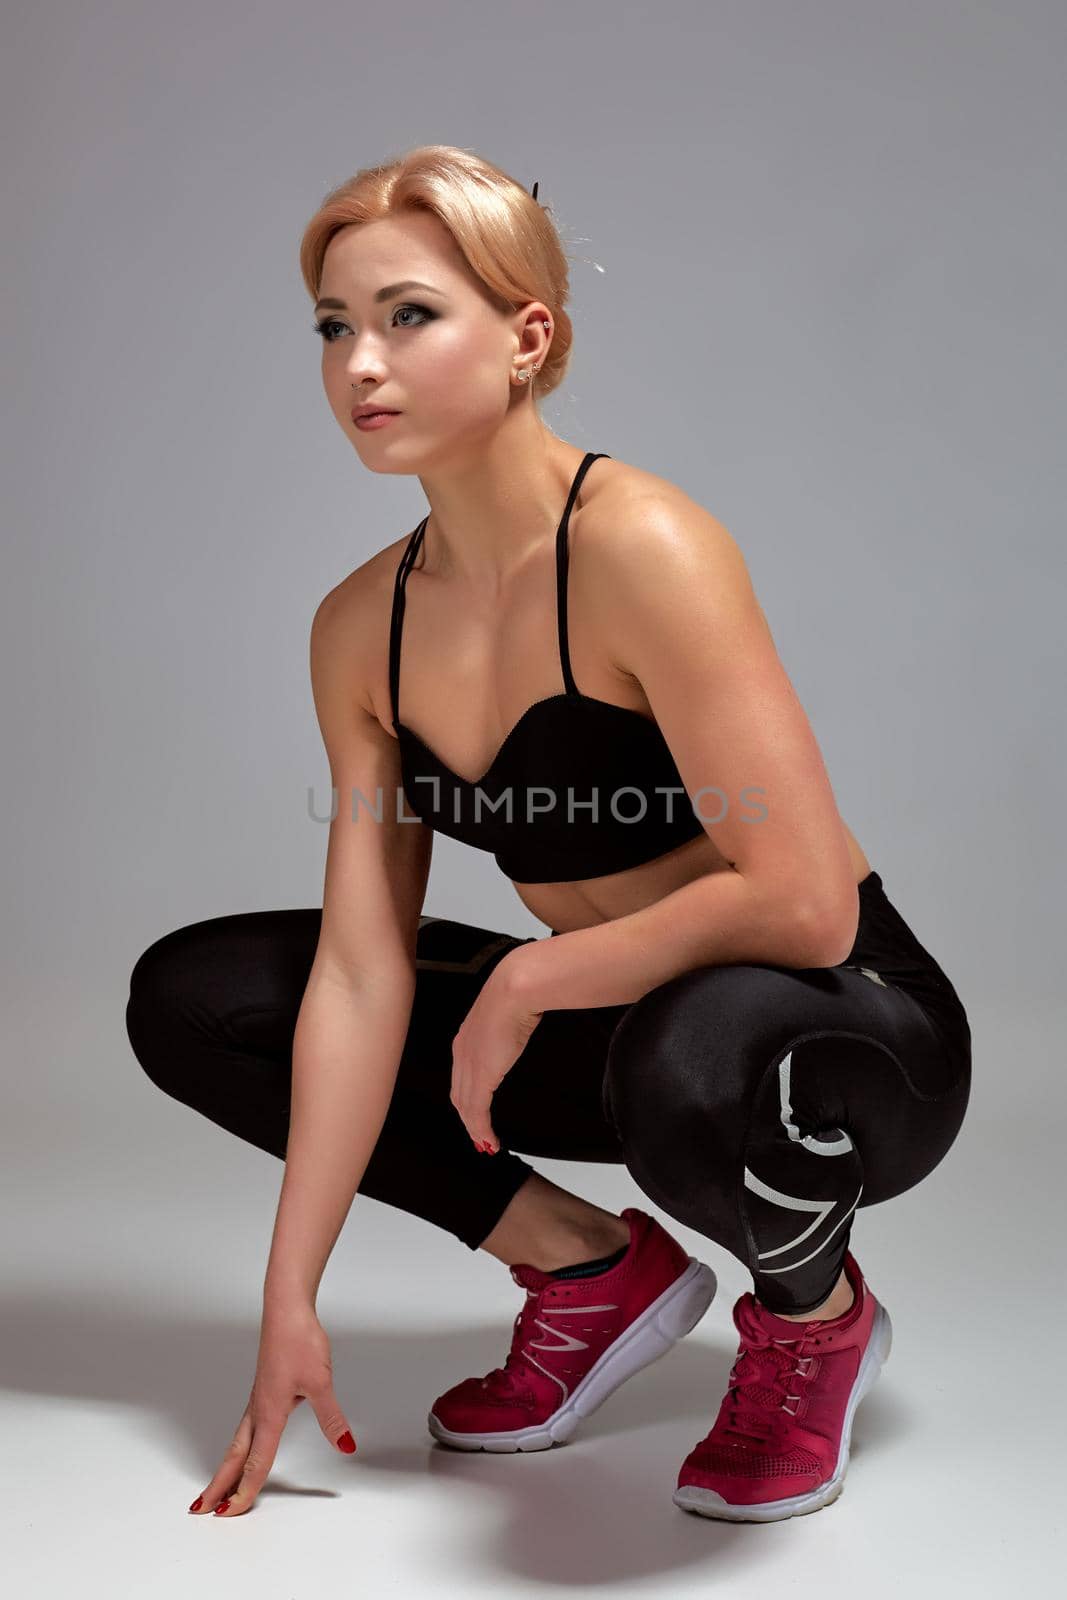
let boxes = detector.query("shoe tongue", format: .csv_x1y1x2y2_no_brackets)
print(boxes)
740,1285,860,1341
748,1302,813,1340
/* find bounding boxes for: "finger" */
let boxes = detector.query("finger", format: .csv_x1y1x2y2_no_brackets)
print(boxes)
455,1104,495,1153
308,1387,357,1454
191,1411,253,1514
214,1413,286,1517
459,1104,498,1154
467,1104,497,1152
450,1078,494,1153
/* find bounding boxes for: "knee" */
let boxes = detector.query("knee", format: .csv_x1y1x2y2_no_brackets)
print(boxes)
127,921,192,1010
125,921,215,1088
604,964,766,1144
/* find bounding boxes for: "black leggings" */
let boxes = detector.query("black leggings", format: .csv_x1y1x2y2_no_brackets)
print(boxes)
124,869,971,1315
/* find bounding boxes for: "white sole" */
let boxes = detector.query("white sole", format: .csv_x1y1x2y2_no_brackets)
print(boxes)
672,1298,894,1522
427,1256,718,1453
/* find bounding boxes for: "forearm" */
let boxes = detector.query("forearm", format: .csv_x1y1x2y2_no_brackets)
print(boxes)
263,964,416,1308
505,870,856,1013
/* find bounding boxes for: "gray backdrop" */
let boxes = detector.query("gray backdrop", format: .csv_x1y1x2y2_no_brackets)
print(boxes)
3,2,1062,1595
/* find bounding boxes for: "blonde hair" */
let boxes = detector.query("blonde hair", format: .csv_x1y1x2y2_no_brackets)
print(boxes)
298,144,574,400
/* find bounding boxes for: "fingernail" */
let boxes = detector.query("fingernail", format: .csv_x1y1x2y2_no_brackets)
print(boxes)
214,1499,231,1515
337,1430,356,1453
188,1496,203,1513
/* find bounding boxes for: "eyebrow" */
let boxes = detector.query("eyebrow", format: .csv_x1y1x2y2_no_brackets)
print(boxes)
313,280,446,313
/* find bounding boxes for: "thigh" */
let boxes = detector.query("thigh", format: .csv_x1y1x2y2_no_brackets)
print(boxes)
127,909,521,1074
127,908,627,1161
126,906,322,1071
127,908,521,1043
602,957,971,1231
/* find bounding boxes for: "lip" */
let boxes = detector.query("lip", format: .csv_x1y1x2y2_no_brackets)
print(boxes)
353,411,401,431
351,402,401,419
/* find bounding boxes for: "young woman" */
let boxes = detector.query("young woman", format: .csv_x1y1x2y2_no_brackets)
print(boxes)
125,146,971,1526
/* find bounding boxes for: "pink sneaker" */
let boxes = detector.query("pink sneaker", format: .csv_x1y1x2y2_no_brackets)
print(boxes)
427,1207,717,1452
673,1250,893,1521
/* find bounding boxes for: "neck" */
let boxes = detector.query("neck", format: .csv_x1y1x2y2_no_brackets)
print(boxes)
415,417,587,590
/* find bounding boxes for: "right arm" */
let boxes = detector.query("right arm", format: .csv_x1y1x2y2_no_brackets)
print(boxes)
190,572,434,1518
263,576,433,1311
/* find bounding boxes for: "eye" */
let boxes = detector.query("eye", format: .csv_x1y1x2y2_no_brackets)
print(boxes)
393,303,434,328
312,303,436,342
312,317,346,342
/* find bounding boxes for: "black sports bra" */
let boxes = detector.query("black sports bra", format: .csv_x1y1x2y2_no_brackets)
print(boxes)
388,450,707,884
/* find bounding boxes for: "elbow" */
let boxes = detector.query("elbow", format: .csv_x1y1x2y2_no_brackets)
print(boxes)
797,888,860,969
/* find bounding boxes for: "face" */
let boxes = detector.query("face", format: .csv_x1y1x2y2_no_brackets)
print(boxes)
313,210,544,472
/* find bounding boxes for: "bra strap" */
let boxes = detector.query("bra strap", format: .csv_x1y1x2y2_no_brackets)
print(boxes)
556,452,611,696
388,515,429,731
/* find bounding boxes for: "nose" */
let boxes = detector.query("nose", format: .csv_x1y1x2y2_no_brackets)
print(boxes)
344,334,388,390
348,367,387,393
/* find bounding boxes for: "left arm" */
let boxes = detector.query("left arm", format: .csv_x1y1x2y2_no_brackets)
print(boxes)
499,867,851,1013
495,491,860,1013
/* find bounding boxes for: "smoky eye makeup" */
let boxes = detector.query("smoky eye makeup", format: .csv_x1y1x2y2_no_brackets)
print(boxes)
311,303,438,340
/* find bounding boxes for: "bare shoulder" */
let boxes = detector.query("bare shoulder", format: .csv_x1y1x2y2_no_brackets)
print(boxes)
312,530,414,726
584,458,749,605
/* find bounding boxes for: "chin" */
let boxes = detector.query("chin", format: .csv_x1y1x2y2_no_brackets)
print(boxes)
353,453,410,476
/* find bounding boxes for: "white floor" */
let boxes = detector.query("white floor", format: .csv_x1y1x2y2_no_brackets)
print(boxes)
3,1001,1056,1599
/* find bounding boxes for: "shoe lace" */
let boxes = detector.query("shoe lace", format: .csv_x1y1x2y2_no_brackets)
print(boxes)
482,1293,540,1398
718,1301,818,1444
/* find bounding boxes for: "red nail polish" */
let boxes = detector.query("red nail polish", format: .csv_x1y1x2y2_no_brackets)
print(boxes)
188,1496,203,1512
214,1499,231,1515
337,1430,356,1453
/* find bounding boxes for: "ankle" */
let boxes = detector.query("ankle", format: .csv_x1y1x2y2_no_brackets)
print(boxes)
477,1174,631,1270
762,1271,855,1323
520,1217,630,1274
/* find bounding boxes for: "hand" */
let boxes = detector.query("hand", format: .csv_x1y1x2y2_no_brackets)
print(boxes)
188,1300,356,1519
450,953,544,1154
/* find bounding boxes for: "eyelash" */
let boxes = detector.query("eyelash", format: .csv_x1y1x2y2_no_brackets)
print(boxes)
311,303,436,341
